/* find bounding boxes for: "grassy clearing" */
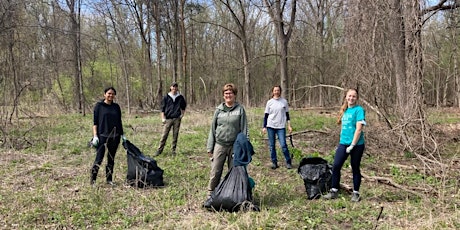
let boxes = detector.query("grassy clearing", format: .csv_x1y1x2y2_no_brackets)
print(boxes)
0,108,459,229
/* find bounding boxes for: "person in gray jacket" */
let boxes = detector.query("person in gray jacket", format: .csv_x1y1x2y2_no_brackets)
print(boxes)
205,83,248,202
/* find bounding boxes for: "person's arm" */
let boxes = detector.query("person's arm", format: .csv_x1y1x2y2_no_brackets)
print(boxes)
207,110,219,154
93,103,99,137
350,122,364,146
262,113,269,134
286,112,292,134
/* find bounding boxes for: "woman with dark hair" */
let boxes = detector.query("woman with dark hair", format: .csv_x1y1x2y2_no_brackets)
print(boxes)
323,88,366,202
262,85,293,169
90,86,126,186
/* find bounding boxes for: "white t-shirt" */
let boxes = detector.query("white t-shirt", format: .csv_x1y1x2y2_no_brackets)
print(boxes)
264,97,289,129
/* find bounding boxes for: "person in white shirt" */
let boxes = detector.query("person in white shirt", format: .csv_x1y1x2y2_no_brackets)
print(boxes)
262,85,293,169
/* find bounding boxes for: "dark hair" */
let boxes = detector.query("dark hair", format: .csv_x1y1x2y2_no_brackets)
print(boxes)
104,86,117,95
271,85,282,97
222,83,237,95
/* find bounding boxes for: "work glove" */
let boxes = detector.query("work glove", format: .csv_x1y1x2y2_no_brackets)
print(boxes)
91,136,99,147
162,118,166,124
346,144,354,153
121,135,127,143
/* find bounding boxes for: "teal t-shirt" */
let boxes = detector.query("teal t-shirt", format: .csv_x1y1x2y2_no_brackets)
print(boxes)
339,105,366,145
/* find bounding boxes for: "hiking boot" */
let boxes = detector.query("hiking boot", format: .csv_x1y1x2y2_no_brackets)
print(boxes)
351,192,360,202
323,190,338,199
271,162,278,169
286,163,293,169
153,150,161,157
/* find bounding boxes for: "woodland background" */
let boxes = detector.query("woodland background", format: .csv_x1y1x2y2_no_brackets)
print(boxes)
1,1,460,228
1,0,460,177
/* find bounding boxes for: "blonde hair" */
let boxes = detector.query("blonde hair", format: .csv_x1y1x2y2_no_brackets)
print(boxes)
222,83,237,95
337,88,359,124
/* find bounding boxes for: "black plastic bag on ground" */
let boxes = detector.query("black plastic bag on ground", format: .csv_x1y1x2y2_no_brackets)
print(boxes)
123,140,164,188
297,157,332,199
207,166,258,212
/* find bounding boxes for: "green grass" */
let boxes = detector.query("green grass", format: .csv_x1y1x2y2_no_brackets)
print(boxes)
0,108,459,229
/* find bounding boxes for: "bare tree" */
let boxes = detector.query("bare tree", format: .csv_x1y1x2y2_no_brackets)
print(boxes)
263,0,297,100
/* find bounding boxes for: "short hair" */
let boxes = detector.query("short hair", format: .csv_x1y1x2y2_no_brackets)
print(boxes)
222,83,237,95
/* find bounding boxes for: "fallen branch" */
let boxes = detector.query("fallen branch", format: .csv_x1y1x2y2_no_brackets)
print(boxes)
362,173,428,197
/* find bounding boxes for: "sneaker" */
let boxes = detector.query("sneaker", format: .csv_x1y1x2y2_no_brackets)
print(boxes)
153,151,161,157
90,179,96,186
171,150,176,155
271,162,278,169
351,192,360,202
106,181,115,186
323,190,338,199
286,163,293,169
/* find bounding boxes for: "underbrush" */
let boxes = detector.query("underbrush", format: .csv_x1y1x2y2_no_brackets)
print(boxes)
0,108,459,229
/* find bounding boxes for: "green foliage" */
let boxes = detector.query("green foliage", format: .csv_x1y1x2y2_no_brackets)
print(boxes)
0,108,458,229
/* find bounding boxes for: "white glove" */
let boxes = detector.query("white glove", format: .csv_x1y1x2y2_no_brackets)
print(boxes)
92,136,99,147
162,118,166,124
121,135,127,142
346,144,354,153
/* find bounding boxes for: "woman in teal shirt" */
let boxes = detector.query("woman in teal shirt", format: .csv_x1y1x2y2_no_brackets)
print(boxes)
324,88,366,202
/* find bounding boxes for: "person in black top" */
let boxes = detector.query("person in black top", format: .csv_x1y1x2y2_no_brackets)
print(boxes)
90,86,126,186
154,82,187,156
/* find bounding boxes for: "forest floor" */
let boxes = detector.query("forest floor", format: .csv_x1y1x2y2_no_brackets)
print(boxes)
0,107,459,229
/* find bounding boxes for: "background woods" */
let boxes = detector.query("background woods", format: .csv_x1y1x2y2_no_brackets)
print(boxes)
1,1,460,149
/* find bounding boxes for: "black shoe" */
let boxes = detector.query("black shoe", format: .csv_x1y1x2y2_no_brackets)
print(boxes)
286,163,293,169
271,162,278,169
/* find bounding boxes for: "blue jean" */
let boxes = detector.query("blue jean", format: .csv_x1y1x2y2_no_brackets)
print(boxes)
267,127,291,164
331,144,365,192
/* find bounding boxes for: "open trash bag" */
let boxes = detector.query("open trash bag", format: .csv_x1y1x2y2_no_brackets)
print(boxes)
122,140,164,188
297,157,332,199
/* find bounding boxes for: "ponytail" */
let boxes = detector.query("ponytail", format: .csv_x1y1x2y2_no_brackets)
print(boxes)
337,98,348,125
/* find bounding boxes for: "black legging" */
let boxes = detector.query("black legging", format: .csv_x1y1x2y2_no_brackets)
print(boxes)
330,144,365,192
91,136,121,182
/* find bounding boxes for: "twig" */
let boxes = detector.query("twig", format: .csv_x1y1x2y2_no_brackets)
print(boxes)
362,173,427,197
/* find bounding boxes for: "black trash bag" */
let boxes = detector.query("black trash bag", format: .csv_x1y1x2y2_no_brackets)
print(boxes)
297,157,332,200
207,166,258,212
123,140,164,188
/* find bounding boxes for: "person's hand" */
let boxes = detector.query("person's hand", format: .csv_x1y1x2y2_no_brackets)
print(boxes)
262,127,266,134
121,135,127,143
208,152,213,161
288,125,293,134
162,118,166,124
346,144,354,153
92,136,99,147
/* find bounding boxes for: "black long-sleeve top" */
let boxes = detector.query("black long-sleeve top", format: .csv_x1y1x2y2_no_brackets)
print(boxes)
93,100,124,137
